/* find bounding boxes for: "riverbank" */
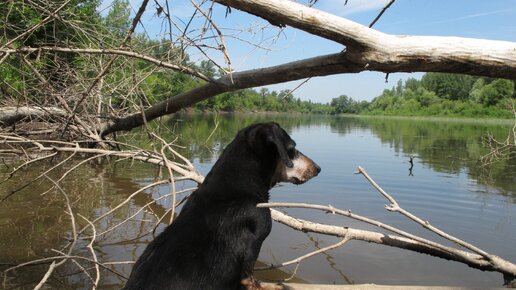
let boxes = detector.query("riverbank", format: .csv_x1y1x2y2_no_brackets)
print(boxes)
267,283,506,290
178,110,515,125
351,114,515,125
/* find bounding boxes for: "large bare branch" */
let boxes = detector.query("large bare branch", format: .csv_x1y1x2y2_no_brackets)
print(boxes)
99,52,355,136
215,0,516,79
0,106,67,126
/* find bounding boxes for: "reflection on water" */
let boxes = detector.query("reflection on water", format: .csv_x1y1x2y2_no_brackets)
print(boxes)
0,114,514,288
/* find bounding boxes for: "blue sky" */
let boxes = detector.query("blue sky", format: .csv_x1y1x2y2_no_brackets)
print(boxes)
99,0,516,103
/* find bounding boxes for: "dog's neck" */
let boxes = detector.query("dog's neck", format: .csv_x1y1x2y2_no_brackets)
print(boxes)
200,144,275,202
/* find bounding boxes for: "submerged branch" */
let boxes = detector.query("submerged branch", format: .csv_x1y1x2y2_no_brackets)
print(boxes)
257,166,516,283
268,208,516,281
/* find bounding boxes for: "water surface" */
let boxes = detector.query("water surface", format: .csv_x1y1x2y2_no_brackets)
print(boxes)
0,114,514,288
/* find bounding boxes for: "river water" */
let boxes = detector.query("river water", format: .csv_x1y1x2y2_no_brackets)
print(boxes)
1,114,514,288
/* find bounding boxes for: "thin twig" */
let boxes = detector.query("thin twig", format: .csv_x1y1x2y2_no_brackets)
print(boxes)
256,237,349,271
0,152,58,184
368,0,396,28
151,133,179,224
191,0,232,71
1,0,72,49
78,214,100,289
60,0,152,138
33,261,56,290
1,152,77,202
2,47,212,81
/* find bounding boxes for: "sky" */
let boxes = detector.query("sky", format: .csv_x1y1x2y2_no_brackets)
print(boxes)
99,0,516,103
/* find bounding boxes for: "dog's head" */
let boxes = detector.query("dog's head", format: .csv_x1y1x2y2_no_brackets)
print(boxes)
245,122,321,187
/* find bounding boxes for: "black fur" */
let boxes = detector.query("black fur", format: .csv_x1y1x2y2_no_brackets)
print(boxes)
123,122,313,290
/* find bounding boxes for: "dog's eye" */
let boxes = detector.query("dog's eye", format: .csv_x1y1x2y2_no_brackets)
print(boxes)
287,148,296,159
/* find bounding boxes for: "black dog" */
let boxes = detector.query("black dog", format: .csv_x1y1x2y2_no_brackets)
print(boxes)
123,122,320,290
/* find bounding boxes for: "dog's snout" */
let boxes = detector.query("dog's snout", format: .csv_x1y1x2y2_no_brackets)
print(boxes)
281,152,321,185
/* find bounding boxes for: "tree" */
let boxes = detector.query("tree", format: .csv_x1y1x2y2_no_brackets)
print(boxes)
421,73,477,100
404,77,420,92
331,95,361,114
479,79,515,106
469,78,487,103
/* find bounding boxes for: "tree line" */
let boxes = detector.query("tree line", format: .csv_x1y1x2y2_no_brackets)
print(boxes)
329,74,515,118
363,73,516,118
191,72,515,118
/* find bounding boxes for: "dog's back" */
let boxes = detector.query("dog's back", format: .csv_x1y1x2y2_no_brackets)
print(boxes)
124,190,272,290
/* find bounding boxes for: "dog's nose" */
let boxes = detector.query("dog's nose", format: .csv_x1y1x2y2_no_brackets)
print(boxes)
315,163,321,174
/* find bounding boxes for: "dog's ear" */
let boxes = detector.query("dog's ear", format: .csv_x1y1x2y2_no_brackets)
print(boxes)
265,125,295,168
246,123,295,168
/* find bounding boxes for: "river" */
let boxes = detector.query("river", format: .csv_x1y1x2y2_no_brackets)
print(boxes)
0,114,514,288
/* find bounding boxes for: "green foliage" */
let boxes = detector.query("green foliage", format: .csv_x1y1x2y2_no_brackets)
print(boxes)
0,0,101,46
193,88,332,114
0,0,102,99
366,73,515,118
331,95,353,113
199,60,217,78
330,95,368,114
421,73,477,100
478,79,514,106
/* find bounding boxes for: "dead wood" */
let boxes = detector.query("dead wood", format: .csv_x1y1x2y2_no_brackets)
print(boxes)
0,106,67,126
215,0,516,79
265,206,516,282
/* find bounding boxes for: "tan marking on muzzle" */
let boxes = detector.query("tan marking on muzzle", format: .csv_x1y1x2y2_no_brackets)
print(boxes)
283,151,320,185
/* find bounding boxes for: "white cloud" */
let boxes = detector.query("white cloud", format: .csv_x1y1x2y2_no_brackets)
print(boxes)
428,9,510,25
319,0,391,16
